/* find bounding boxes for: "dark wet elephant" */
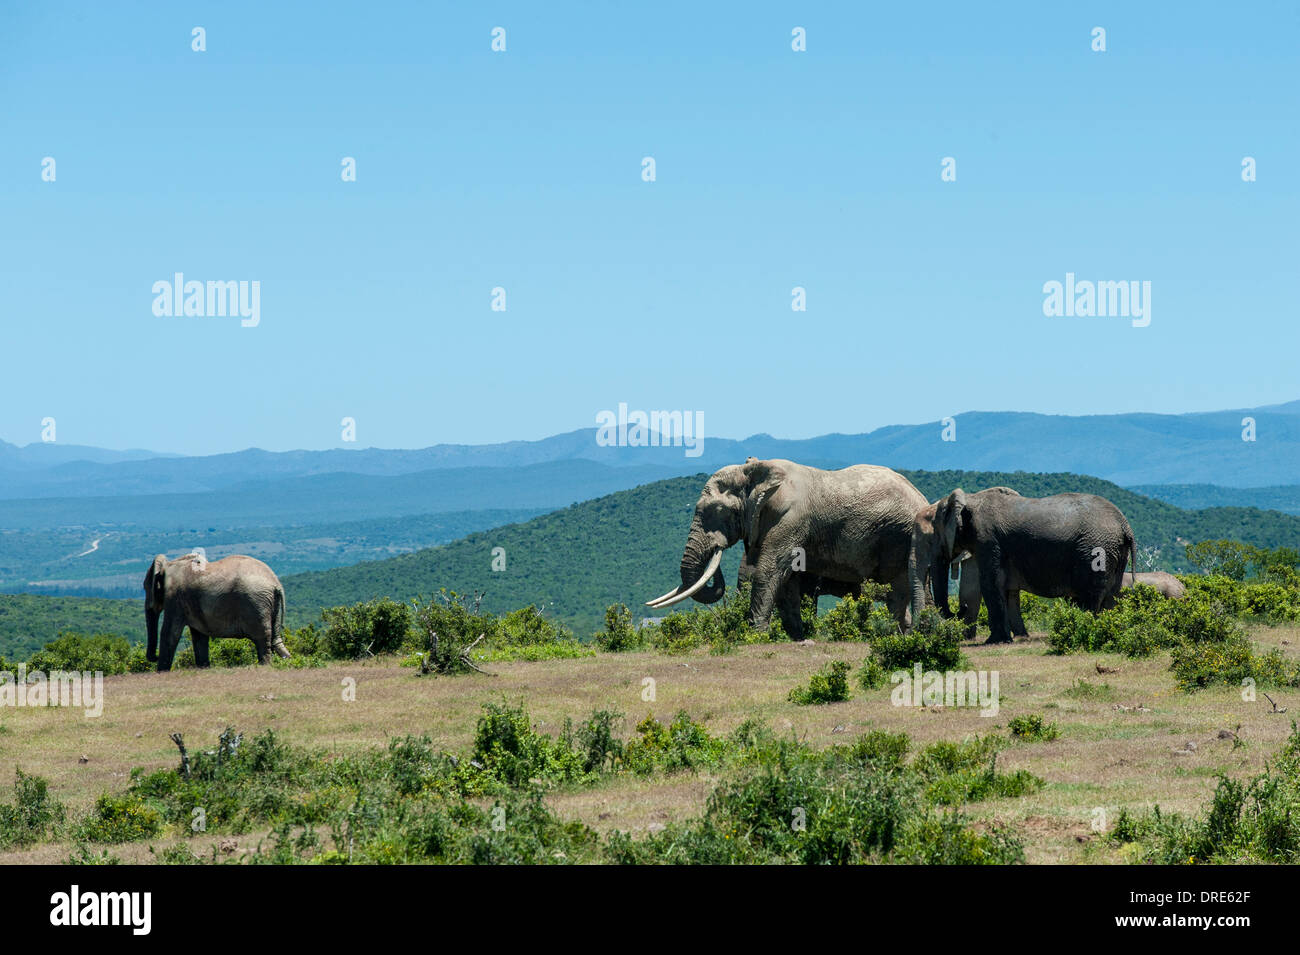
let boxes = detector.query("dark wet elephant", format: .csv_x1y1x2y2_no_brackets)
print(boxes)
910,489,1136,644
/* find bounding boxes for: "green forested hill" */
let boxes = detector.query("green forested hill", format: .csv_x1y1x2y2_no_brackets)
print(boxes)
281,469,1300,636
0,594,142,661
4,468,1299,655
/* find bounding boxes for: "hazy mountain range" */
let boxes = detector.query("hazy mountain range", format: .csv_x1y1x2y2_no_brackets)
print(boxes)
1,400,1296,501
0,401,1295,600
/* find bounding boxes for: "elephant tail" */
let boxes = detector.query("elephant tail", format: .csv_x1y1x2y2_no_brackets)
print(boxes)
1128,531,1137,586
271,588,290,658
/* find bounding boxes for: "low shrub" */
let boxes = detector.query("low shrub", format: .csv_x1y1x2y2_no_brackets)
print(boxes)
1110,723,1300,863
22,632,150,676
788,660,852,705
620,712,730,775
594,604,642,652
319,597,412,659
869,609,966,673
1008,714,1060,742
0,770,66,848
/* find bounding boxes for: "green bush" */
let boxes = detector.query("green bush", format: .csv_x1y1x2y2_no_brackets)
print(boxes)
409,591,493,674
0,770,65,848
471,702,589,787
1170,638,1300,692
869,609,966,673
646,584,767,654
22,632,150,676
819,586,899,642
620,712,730,775
594,604,642,652
76,793,162,843
1111,723,1300,863
319,597,412,659
608,730,1024,865
914,736,1043,805
1008,714,1060,742
788,660,852,705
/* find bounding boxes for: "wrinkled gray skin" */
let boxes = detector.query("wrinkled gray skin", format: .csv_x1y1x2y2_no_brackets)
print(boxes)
649,458,928,639
951,556,1028,640
1123,571,1186,600
911,489,1136,644
940,489,1028,639
144,554,289,671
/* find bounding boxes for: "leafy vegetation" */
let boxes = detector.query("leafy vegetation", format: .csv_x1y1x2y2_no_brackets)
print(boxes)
1111,723,1300,863
1044,566,1300,692
787,660,852,705
1008,715,1060,742
0,707,1042,865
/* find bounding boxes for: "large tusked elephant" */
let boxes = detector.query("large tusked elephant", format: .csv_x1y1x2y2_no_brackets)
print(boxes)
647,458,928,638
144,553,290,671
910,489,1136,643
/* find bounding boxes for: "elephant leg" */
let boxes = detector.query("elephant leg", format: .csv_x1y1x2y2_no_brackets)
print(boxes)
251,635,272,665
958,561,981,640
156,612,186,672
885,569,912,631
747,558,793,635
775,577,803,641
978,549,1012,644
1007,591,1028,637
191,631,211,668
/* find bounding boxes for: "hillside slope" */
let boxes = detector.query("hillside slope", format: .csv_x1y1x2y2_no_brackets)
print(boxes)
6,468,1298,656
282,470,1300,635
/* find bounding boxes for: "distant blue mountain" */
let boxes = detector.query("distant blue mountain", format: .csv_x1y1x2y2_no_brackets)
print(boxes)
0,400,1295,500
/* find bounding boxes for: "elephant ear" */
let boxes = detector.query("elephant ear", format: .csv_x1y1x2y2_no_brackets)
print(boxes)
741,459,783,548
149,554,167,604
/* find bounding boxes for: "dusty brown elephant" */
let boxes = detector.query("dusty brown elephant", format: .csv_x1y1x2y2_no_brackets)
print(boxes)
144,553,289,671
647,458,928,639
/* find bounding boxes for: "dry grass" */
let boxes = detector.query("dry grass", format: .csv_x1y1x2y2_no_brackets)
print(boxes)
1,621,1296,864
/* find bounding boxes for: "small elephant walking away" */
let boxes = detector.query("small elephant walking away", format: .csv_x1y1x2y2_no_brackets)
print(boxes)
144,553,290,672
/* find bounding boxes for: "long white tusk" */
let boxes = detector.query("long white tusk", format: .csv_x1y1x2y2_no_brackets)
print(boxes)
647,551,723,609
645,585,682,607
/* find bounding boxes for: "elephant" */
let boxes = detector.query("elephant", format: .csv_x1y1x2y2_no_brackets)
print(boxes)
646,457,928,639
910,489,1136,644
144,553,290,671
939,489,1028,640
1123,570,1186,600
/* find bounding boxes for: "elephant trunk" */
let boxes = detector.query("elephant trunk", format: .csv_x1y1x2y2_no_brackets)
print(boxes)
908,531,933,627
145,606,159,662
647,518,727,609
931,555,952,617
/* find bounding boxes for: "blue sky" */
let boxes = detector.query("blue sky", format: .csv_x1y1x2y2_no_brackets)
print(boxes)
1,1,1296,455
